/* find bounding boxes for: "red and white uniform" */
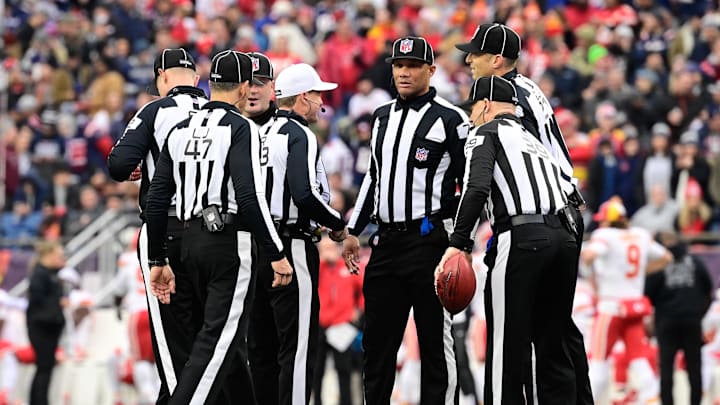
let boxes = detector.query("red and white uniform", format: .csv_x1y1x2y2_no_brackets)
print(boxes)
585,226,666,404
572,278,595,354
702,297,720,397
117,252,153,362
587,227,665,359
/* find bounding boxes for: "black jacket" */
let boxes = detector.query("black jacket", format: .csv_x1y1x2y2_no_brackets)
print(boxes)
645,253,713,323
26,264,65,327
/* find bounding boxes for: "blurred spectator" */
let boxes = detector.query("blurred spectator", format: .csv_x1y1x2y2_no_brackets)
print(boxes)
587,138,619,212
2,121,21,205
0,199,42,241
319,18,375,110
64,186,104,237
645,231,713,405
264,34,303,75
26,241,67,405
266,1,317,65
313,236,363,405
666,65,710,142
616,135,644,216
677,178,712,236
689,13,720,63
84,53,125,116
671,131,712,207
568,24,598,77
347,76,391,120
557,110,592,192
44,163,80,214
588,102,625,155
627,69,671,135
631,185,679,235
349,114,373,188
632,10,668,70
321,135,354,193
639,123,674,204
544,43,582,109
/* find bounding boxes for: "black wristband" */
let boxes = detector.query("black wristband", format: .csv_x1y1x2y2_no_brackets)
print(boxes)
148,258,167,268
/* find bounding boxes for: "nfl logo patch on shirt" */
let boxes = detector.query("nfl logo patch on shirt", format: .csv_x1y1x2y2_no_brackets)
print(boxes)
251,57,259,72
400,39,413,54
415,147,429,162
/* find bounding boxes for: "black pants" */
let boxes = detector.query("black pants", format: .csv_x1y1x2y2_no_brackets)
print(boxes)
28,322,63,405
362,226,457,405
453,319,479,402
656,318,702,405
567,210,593,404
138,220,199,405
484,219,578,404
165,222,255,405
249,236,320,405
312,328,355,405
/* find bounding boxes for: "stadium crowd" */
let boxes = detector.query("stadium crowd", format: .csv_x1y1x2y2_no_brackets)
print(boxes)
3,0,720,403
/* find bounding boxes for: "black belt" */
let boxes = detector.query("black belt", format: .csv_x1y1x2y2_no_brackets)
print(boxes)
377,214,445,233
495,214,562,233
182,213,245,230
275,223,321,242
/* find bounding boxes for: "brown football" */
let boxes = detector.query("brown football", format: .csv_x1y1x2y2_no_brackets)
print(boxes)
436,253,476,315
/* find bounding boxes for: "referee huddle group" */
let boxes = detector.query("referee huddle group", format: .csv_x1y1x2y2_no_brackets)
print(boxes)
107,21,593,405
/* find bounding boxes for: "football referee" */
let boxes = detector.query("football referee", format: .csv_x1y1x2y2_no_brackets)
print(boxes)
248,63,347,405
343,36,468,405
456,23,592,402
106,47,207,404
144,50,293,405
243,52,278,129
439,76,581,404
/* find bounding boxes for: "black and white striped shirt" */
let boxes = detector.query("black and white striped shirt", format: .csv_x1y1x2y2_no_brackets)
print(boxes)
450,114,568,250
107,86,207,215
144,101,284,261
263,110,345,231
348,88,469,235
504,70,577,196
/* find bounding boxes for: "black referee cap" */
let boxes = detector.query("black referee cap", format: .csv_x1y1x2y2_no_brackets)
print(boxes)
147,48,197,96
209,50,263,85
247,52,274,80
458,76,518,110
385,36,434,65
455,23,521,59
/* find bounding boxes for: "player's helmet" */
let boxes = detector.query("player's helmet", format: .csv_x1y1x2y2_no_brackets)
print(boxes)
593,197,627,224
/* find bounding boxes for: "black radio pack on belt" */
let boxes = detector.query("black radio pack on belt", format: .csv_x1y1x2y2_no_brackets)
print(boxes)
560,206,578,237
202,205,225,232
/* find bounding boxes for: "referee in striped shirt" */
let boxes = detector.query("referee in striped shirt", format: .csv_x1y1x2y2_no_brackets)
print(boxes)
438,76,581,404
343,36,468,404
456,23,592,403
144,50,292,405
107,48,207,404
248,62,347,405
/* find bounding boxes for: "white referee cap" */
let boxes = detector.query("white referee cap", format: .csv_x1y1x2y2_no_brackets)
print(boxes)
274,63,337,99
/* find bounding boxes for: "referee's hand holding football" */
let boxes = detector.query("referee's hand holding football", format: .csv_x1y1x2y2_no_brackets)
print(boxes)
271,257,294,288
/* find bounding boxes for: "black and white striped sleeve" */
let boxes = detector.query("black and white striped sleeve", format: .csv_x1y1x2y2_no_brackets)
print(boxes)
229,120,285,260
145,138,176,262
107,103,156,182
347,155,376,236
286,128,345,231
450,128,497,252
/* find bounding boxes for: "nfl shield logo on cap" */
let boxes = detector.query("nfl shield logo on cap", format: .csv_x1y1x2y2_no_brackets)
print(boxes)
251,57,260,72
399,39,414,54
